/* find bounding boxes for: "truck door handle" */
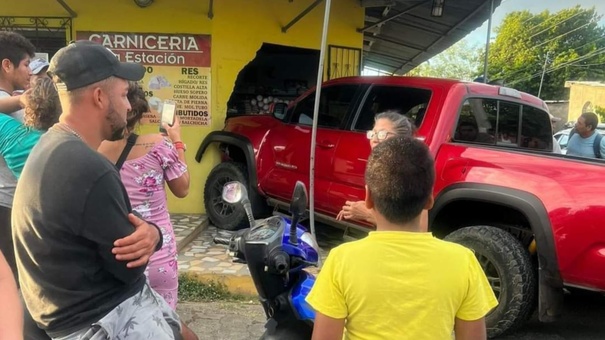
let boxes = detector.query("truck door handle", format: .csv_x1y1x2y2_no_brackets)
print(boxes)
317,140,335,149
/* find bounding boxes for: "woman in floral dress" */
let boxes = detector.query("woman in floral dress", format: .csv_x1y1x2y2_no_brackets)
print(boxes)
98,82,190,310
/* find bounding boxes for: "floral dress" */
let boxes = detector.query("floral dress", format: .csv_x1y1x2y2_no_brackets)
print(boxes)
120,137,187,310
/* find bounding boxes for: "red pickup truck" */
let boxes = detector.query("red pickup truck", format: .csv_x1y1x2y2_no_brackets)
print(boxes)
196,76,605,337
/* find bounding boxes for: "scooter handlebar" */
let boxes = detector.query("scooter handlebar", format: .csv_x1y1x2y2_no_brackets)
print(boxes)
213,236,231,245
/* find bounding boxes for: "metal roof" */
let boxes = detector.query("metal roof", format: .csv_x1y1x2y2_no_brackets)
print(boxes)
362,0,502,75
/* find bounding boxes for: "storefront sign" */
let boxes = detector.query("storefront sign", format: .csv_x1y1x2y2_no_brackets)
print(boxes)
76,32,212,127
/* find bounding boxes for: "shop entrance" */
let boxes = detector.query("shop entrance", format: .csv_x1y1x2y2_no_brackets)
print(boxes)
227,43,320,117
0,16,71,60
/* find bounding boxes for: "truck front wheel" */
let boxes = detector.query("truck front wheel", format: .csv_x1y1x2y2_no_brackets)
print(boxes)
445,226,537,338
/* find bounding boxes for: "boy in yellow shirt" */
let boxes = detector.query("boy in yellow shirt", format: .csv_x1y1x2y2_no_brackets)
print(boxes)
306,136,498,340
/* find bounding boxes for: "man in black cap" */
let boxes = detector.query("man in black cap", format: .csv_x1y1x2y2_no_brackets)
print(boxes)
12,41,184,339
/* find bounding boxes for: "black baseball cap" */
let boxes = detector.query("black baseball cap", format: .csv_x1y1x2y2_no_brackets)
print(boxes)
49,40,145,91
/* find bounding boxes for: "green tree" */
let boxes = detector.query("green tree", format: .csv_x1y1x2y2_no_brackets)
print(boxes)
406,40,482,81
485,6,605,100
596,105,605,123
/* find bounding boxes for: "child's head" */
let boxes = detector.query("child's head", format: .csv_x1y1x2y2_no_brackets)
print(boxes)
365,136,435,225
24,77,61,131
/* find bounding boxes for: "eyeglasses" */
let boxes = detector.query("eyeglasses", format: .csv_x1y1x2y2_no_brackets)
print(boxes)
366,130,395,141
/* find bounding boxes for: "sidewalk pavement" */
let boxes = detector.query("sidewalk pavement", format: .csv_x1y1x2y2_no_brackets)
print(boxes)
174,214,350,295
177,302,265,340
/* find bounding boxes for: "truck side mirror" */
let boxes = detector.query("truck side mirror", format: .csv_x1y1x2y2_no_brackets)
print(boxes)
272,102,287,120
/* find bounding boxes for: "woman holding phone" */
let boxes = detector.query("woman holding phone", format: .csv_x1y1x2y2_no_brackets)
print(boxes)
98,82,190,310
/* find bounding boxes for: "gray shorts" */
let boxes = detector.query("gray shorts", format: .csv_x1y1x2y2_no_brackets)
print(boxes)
52,282,181,340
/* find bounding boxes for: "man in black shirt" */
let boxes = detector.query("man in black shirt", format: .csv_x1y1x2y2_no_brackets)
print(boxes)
12,41,182,339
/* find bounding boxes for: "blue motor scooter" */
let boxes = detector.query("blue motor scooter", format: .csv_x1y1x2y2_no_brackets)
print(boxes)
213,181,318,339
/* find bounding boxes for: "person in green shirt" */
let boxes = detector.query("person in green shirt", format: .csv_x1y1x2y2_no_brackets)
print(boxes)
0,77,61,178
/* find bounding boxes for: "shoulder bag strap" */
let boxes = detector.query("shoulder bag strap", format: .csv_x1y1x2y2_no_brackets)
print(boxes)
115,133,138,170
594,132,603,158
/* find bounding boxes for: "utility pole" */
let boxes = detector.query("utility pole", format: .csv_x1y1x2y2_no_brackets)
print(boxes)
538,51,551,98
483,0,495,83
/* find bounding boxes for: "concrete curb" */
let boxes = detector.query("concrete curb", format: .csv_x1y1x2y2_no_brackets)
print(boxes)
177,216,209,253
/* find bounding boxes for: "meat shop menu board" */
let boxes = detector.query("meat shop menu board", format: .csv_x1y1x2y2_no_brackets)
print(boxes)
77,32,212,126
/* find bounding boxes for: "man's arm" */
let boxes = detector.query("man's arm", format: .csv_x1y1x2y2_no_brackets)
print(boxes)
337,200,376,224
82,171,158,283
312,313,345,340
112,213,162,268
0,251,23,340
454,317,486,340
0,95,23,114
455,250,498,339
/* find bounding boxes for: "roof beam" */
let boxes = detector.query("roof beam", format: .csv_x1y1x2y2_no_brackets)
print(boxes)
208,0,214,19
365,50,412,63
392,0,491,74
55,0,77,18
388,20,444,36
282,0,323,33
368,34,425,52
358,0,431,33
360,0,396,7
364,58,402,70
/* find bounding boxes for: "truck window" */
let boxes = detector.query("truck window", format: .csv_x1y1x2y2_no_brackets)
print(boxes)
454,99,497,144
497,102,521,146
455,98,553,151
290,85,358,129
353,85,432,132
520,105,553,151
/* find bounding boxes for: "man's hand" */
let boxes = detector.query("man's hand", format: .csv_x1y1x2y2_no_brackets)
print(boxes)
337,201,374,224
19,89,31,108
112,213,161,268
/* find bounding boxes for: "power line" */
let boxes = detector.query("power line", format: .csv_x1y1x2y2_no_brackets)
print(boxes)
528,10,583,39
507,46,605,86
570,62,605,67
508,48,605,85
488,10,603,81
532,22,591,49
493,35,605,82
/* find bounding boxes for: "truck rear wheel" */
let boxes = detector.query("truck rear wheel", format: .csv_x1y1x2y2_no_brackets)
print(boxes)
204,162,253,230
445,226,537,338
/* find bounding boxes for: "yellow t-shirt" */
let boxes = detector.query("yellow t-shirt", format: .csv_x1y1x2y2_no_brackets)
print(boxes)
306,231,498,340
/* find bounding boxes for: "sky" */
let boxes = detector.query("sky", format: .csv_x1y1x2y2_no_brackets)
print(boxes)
463,0,605,47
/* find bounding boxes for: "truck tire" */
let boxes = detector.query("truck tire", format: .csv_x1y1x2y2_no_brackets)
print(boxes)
204,162,252,230
444,226,537,338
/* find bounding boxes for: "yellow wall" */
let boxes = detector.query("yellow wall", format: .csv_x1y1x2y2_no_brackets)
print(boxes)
1,0,363,213
567,83,605,123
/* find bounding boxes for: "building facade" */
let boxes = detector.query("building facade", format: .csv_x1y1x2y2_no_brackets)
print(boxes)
2,0,364,212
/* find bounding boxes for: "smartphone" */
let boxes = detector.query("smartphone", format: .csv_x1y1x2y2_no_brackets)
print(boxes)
159,100,177,133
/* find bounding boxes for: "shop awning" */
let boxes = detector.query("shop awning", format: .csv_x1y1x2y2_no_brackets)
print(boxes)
362,0,502,74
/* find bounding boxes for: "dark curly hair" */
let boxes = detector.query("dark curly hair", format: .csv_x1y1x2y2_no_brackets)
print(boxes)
0,32,35,67
24,77,61,131
126,81,149,132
